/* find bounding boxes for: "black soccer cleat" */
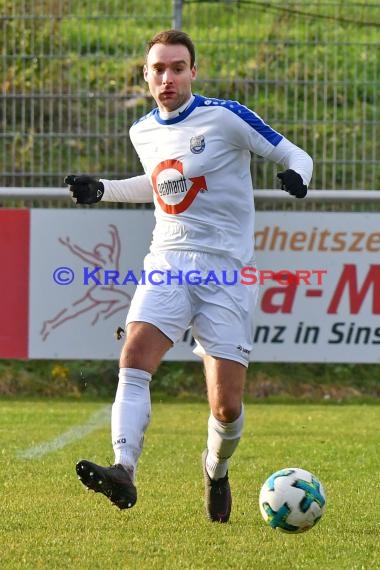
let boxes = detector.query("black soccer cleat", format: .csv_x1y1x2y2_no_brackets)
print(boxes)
76,459,137,510
202,449,232,523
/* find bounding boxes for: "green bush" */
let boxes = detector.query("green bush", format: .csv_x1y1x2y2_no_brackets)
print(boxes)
0,359,378,402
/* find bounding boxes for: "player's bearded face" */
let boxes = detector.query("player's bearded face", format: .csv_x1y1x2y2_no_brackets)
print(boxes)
144,43,197,112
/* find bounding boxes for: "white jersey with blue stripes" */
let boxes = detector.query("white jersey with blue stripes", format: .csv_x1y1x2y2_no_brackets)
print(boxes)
129,94,312,263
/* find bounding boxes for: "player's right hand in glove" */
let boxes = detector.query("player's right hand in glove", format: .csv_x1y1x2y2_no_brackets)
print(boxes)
277,169,307,199
64,174,104,205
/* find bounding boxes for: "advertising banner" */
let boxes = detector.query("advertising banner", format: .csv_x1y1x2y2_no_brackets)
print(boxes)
1,209,379,362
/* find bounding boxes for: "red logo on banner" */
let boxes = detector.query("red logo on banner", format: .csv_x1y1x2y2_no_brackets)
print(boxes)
327,264,380,314
258,264,380,315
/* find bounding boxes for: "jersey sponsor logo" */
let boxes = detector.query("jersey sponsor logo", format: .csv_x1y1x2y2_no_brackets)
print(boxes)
151,159,207,214
190,135,205,154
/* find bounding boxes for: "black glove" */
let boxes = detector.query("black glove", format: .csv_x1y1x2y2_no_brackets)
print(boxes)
277,169,307,199
64,174,104,204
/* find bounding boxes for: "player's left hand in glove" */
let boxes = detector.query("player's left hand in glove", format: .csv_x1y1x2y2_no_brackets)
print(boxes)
64,174,104,204
277,169,307,199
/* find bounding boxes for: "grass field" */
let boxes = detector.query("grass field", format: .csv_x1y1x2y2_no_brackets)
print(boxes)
2,399,379,569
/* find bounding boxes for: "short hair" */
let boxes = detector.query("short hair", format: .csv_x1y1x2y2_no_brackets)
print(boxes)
145,30,196,68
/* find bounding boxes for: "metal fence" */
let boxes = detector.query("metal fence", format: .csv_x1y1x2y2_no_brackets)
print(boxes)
1,0,379,195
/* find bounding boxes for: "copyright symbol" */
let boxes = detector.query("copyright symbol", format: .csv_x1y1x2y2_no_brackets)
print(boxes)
53,267,74,285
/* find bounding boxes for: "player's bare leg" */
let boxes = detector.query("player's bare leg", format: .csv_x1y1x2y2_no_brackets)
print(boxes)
202,355,246,522
76,322,172,509
119,321,172,373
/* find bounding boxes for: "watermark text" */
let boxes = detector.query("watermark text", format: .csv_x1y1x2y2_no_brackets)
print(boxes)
53,266,327,287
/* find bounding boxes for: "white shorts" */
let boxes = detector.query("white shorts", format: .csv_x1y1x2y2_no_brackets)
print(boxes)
126,250,259,366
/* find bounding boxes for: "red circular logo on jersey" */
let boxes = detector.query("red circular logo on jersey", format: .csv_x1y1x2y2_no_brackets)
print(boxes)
151,159,207,214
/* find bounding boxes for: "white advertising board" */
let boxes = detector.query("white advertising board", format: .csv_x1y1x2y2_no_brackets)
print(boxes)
29,210,380,362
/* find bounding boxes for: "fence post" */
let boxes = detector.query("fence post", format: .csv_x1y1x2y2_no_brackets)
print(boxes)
172,0,183,29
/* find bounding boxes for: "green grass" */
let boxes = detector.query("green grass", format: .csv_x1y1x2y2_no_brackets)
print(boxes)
2,399,379,569
2,0,379,189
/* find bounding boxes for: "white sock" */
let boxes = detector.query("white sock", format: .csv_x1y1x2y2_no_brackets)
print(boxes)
111,367,151,480
206,406,244,480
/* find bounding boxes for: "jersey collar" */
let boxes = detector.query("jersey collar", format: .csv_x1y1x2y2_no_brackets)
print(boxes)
153,95,199,125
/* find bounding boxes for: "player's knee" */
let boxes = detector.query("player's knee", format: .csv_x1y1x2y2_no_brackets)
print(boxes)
119,336,164,374
212,401,241,423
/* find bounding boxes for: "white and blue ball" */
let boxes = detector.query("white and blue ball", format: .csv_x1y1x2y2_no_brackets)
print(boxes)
259,467,326,533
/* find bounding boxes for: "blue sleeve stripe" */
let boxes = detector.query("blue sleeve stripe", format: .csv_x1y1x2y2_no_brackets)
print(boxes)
197,96,283,146
233,103,283,146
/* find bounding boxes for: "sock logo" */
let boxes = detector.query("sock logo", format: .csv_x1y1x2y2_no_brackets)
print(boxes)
114,437,127,445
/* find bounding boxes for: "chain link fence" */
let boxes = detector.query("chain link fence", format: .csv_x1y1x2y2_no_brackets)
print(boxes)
1,1,379,201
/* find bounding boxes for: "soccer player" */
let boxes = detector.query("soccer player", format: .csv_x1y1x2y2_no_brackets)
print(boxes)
66,29,312,523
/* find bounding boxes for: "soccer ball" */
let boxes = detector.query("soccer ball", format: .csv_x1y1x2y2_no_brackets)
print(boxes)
259,467,326,533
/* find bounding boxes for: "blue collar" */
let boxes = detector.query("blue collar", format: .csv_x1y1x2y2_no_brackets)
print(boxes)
153,95,200,125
